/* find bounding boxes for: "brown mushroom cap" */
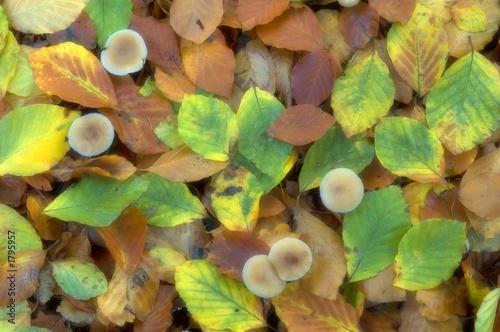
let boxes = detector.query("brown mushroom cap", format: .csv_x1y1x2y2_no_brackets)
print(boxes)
267,238,313,281
67,113,114,157
242,254,286,298
319,167,364,213
100,29,147,76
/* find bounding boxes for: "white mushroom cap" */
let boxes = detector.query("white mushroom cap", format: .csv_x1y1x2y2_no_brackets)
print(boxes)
268,238,313,281
100,29,147,76
242,254,286,298
319,167,364,213
67,113,115,157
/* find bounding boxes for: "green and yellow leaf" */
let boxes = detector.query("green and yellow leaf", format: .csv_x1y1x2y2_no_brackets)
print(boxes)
0,31,20,98
0,204,42,257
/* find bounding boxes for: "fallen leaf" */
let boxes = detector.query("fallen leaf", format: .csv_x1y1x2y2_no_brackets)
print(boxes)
340,2,380,48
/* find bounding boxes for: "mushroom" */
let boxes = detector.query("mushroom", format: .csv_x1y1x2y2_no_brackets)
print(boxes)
100,29,147,76
267,238,313,281
67,113,115,157
319,167,364,213
338,0,360,7
242,254,286,298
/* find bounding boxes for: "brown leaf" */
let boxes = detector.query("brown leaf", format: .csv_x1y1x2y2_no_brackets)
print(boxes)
237,0,289,30
272,283,360,331
181,29,235,97
340,2,380,48
459,172,500,220
146,145,228,182
419,189,454,221
362,264,406,303
359,156,397,190
291,50,336,106
444,146,477,177
100,84,172,155
270,47,294,108
207,229,270,281
27,194,64,241
23,174,52,191
0,250,46,306
134,284,177,332
369,0,416,24
415,278,467,321
256,6,324,52
267,104,335,146
316,9,356,63
259,193,286,218
170,0,223,44
46,11,97,49
127,254,160,321
221,0,241,28
155,66,196,103
97,207,148,274
130,15,180,70
0,175,26,207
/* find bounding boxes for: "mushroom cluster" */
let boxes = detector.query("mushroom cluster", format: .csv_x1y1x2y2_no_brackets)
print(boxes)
242,238,312,298
319,167,364,213
67,113,115,157
100,29,147,76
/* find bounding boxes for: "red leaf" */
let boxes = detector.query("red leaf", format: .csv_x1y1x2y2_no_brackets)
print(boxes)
291,49,337,106
340,2,380,48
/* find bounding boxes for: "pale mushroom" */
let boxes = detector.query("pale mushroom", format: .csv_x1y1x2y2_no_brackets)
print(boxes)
100,29,147,76
242,254,286,298
67,113,115,157
319,167,364,213
267,238,313,281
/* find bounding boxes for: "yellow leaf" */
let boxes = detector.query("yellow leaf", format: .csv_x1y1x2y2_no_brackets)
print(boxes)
3,0,90,34
0,105,80,176
29,42,118,108
451,1,488,33
7,45,40,98
0,31,20,98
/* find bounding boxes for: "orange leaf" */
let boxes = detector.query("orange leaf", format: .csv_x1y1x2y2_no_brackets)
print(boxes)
29,42,118,108
272,283,360,331
340,2,380,48
126,255,160,321
256,6,323,52
259,193,286,218
181,29,235,97
459,172,500,220
369,0,416,24
237,0,289,30
267,104,335,146
291,49,337,106
97,207,148,274
100,84,172,154
130,15,180,70
27,195,64,241
221,0,241,28
155,66,196,103
146,145,228,182
134,285,177,332
207,230,270,281
170,0,223,44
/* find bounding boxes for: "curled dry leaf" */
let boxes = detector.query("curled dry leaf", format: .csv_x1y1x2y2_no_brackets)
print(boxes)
267,104,335,146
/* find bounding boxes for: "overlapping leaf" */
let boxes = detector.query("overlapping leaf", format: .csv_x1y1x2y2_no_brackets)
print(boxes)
387,3,448,95
426,51,500,155
237,0,288,30
0,6,8,53
175,260,266,331
475,288,500,332
3,0,90,34
332,51,394,138
7,45,39,98
340,2,379,48
0,105,79,176
29,42,118,108
375,117,444,183
0,204,42,257
369,0,416,24
0,31,19,99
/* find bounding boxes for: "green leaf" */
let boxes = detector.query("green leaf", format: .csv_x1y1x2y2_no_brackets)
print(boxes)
475,288,500,332
343,186,411,282
133,173,207,227
0,104,80,176
0,204,42,258
237,87,294,181
299,125,374,192
210,165,263,231
426,51,500,155
52,257,108,300
84,0,132,48
394,218,466,291
178,95,237,162
332,51,395,138
175,259,265,331
0,5,8,53
7,45,39,97
0,32,20,100
43,175,148,226
375,117,444,183
155,114,184,149
0,300,31,329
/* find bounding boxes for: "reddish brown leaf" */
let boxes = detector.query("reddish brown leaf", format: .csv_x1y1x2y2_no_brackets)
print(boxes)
97,207,148,274
340,2,380,48
360,156,397,191
130,15,180,70
134,284,177,332
291,49,336,106
237,0,289,30
32,314,66,332
100,84,172,155
0,175,26,207
50,155,137,182
267,104,335,146
46,12,97,49
155,66,196,103
369,0,416,24
272,283,360,331
256,6,324,52
23,174,52,191
0,250,46,306
259,193,286,218
181,29,235,97
207,229,270,281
